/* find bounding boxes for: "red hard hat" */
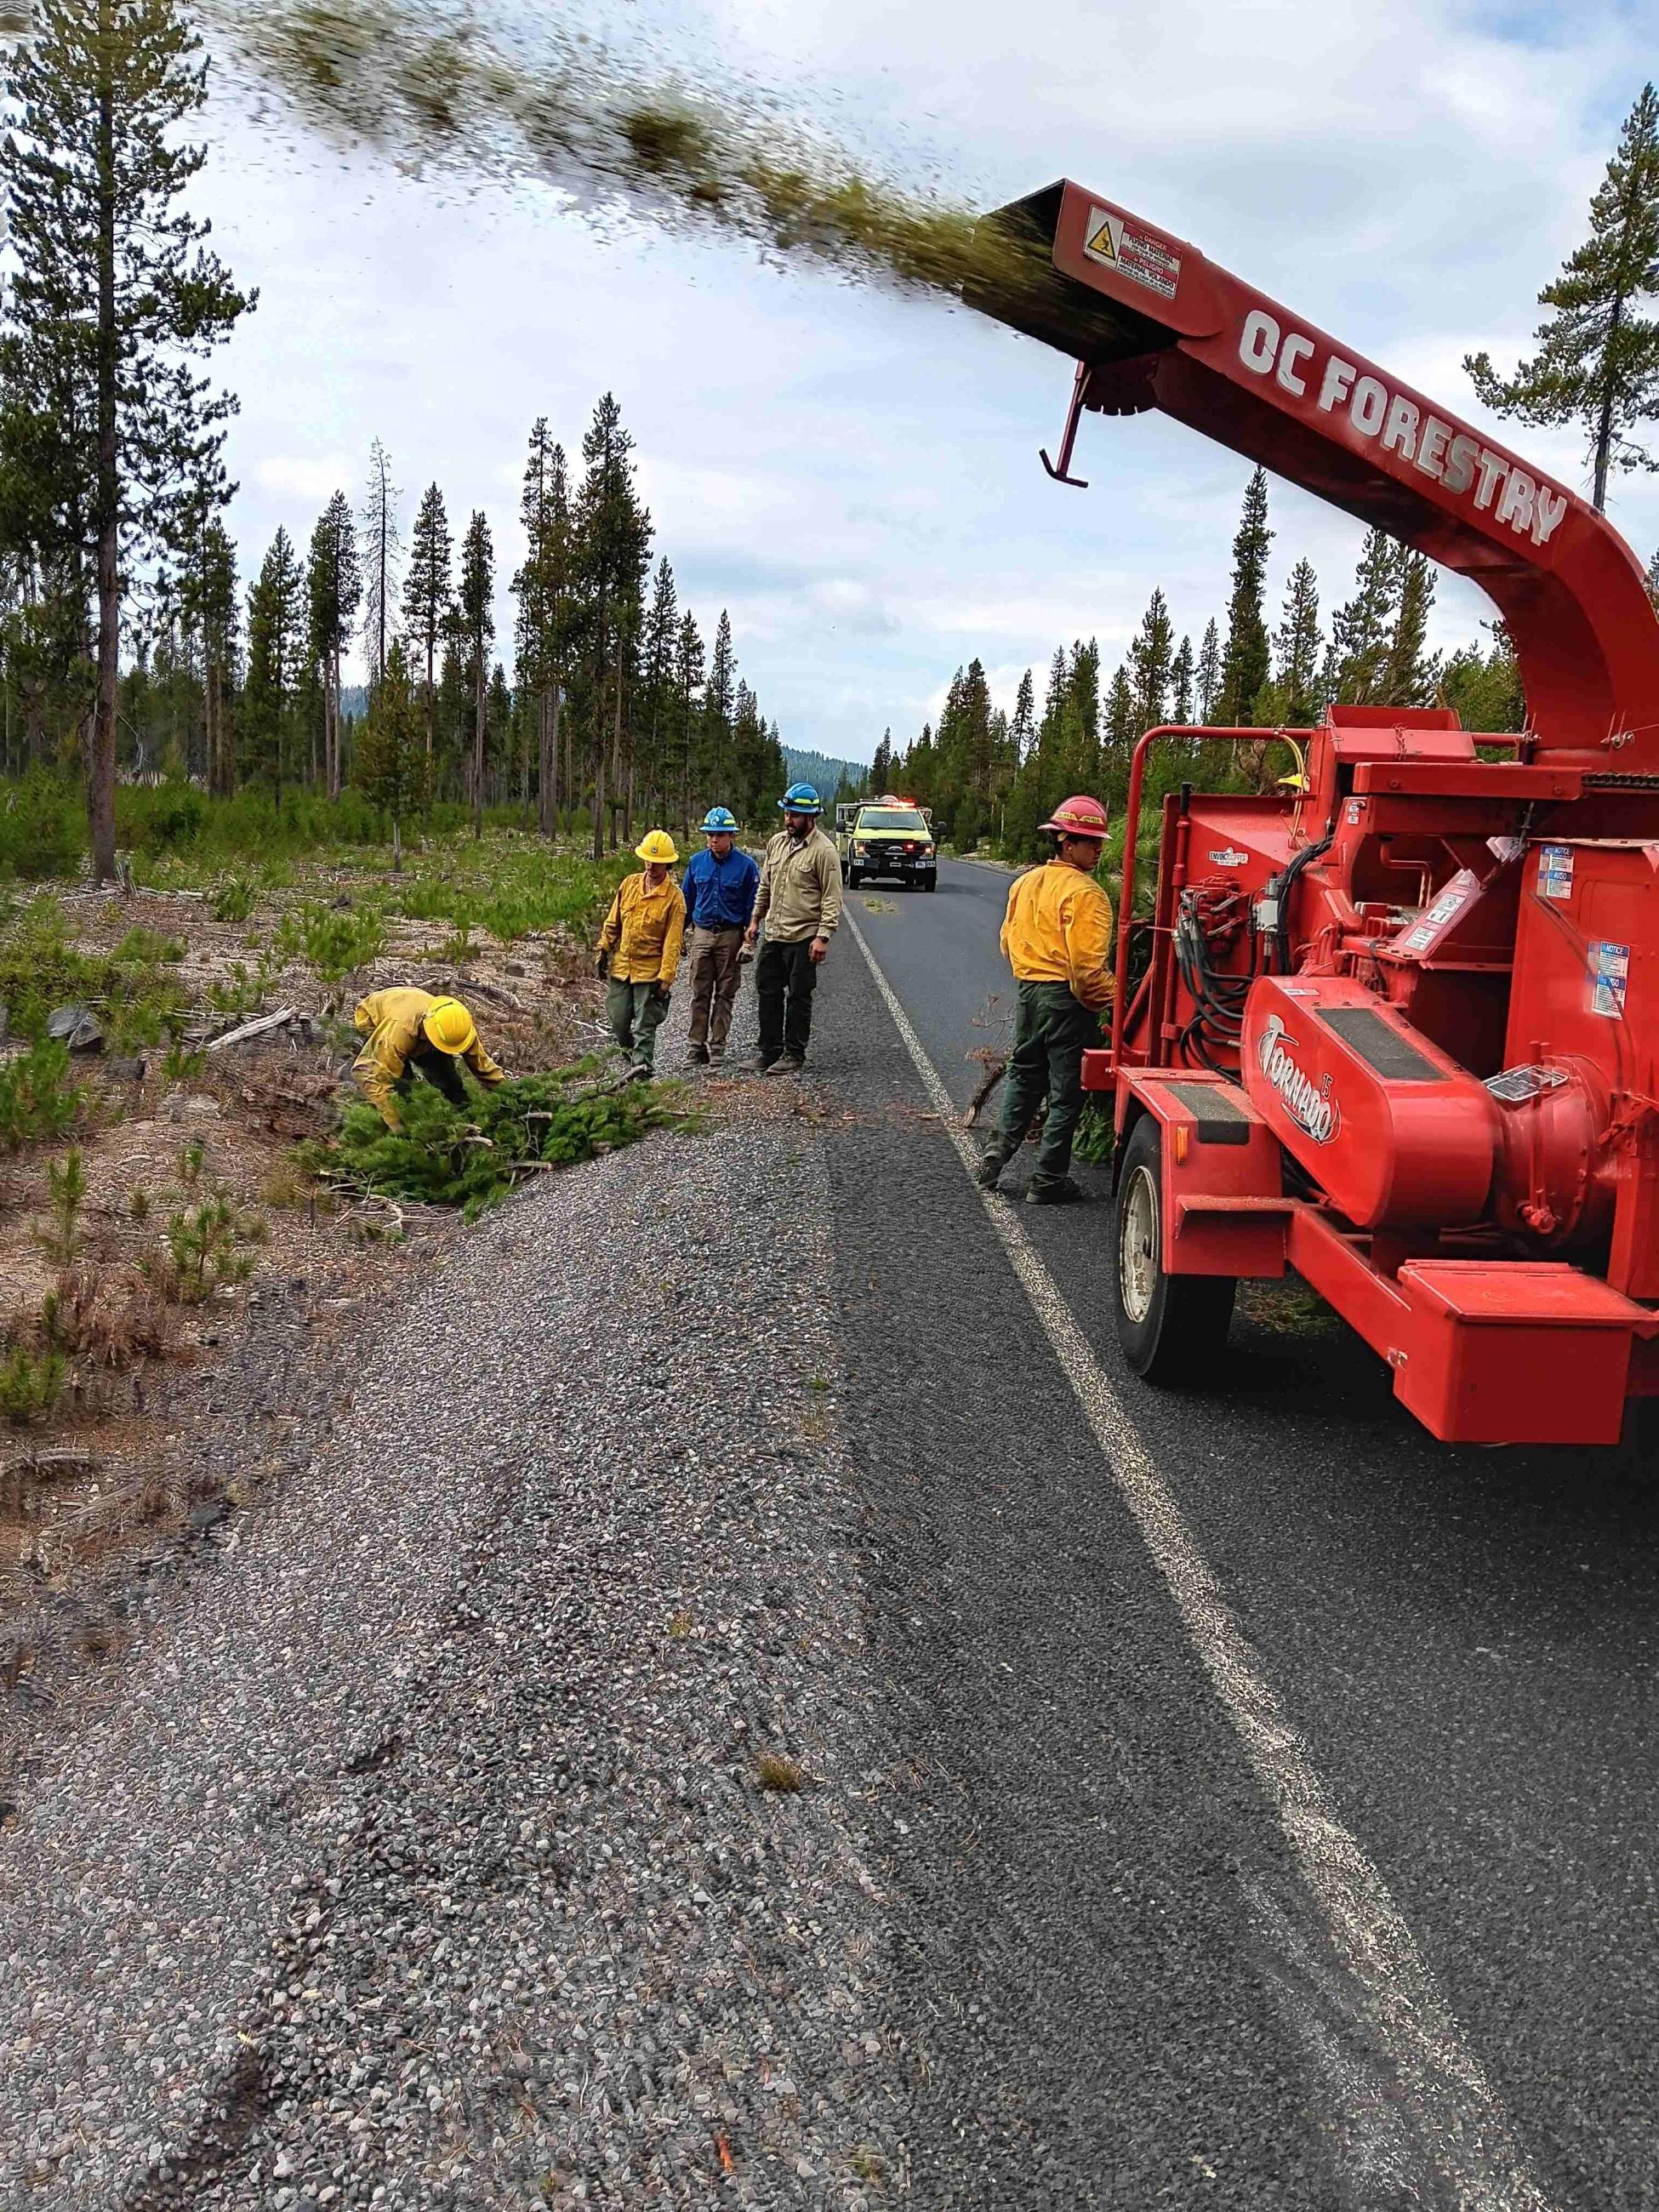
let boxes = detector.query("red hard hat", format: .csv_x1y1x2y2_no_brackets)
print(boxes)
1040,793,1109,838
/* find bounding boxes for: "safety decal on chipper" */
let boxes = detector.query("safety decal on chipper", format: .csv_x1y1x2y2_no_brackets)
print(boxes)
1538,844,1575,899
1082,205,1180,299
1591,941,1630,1018
1393,869,1482,957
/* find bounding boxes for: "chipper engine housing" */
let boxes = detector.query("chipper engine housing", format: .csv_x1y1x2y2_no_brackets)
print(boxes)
967,183,1659,1445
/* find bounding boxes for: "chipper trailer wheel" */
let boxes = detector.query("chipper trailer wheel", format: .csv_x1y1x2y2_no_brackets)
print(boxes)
1113,1115,1236,1383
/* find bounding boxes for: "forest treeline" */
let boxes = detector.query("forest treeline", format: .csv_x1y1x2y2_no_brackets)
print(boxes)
860,465,1561,858
0,3,786,876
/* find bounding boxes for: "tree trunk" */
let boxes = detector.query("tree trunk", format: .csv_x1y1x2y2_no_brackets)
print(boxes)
425,625,436,760
539,683,559,838
1593,295,1622,512
590,669,607,862
89,21,119,885
391,808,402,873
472,649,485,840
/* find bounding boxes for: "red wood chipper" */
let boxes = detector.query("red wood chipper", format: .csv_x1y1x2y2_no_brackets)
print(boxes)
969,183,1659,1446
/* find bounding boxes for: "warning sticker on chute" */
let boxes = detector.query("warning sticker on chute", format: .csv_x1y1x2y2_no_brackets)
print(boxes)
1537,843,1574,900
1083,205,1180,299
1590,940,1628,1018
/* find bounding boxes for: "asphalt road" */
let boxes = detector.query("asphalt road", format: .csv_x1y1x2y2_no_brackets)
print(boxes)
815,855,1659,2210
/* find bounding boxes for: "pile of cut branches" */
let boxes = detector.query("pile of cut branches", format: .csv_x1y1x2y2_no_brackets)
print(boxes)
311,1058,693,1217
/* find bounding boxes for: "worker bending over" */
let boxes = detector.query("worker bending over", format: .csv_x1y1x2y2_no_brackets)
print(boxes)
743,782,841,1074
977,794,1115,1205
681,806,760,1066
597,830,687,1080
352,989,506,1130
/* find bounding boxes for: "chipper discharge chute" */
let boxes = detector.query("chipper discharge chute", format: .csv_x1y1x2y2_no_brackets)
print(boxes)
967,184,1659,1445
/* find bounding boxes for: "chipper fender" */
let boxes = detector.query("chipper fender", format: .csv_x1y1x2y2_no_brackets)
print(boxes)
1112,1075,1290,1386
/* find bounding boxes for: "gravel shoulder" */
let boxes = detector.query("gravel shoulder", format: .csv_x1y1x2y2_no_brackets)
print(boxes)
0,997,910,2208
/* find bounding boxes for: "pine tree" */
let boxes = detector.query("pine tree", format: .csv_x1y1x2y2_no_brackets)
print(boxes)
636,556,678,827
672,608,704,830
1331,529,1400,703
402,482,453,765
1171,635,1194,725
704,608,735,795
1104,665,1137,753
870,728,893,792
1646,545,1659,610
306,492,361,799
354,636,429,869
573,393,652,858
178,507,238,795
0,0,251,879
360,438,401,690
1129,587,1174,728
242,527,305,796
1194,619,1222,721
1382,551,1438,705
510,423,575,837
1466,85,1659,510
1012,670,1036,762
1272,558,1323,724
455,510,494,837
1216,469,1273,724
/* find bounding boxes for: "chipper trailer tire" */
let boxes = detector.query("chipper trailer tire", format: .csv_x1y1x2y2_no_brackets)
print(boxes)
967,180,1659,1447
1114,1114,1237,1383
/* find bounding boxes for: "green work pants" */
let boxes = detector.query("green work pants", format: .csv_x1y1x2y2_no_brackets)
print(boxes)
607,978,670,1069
987,980,1100,1191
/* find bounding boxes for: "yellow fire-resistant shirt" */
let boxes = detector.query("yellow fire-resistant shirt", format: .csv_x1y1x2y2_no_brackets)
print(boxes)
351,988,506,1129
999,860,1115,1012
598,869,687,985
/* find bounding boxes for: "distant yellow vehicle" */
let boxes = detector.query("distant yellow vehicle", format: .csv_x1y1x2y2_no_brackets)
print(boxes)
836,797,938,892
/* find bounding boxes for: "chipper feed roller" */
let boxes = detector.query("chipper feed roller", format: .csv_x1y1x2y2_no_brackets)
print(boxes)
968,184,1659,1445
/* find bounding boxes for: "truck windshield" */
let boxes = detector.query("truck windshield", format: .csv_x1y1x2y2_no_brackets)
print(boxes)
858,809,927,831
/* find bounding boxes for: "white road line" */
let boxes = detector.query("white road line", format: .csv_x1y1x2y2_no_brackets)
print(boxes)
843,904,1553,2212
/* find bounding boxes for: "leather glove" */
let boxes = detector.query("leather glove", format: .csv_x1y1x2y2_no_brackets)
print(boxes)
595,951,609,979
652,985,671,1008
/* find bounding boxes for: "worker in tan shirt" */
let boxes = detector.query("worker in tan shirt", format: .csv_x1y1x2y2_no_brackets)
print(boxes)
741,782,841,1073
597,830,687,1080
976,793,1115,1205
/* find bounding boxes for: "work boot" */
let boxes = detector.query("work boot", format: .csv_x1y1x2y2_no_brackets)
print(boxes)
738,1053,776,1075
708,1044,727,1066
973,1152,1005,1191
687,1042,710,1065
766,1055,805,1076
1025,1177,1086,1206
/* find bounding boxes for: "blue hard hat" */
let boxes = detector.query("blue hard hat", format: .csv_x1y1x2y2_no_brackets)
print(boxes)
698,806,738,833
779,782,822,815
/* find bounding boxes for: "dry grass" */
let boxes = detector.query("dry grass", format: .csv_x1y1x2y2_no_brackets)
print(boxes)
755,1750,804,1793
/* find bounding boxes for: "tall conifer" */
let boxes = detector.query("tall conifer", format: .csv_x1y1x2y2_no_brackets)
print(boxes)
0,0,251,878
1466,84,1659,510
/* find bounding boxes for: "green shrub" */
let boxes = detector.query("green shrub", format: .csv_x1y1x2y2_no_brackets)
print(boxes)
0,1343,66,1424
213,876,255,922
0,1037,85,1151
275,901,386,982
157,1194,257,1304
0,771,83,881
38,1146,87,1265
317,1060,692,1219
113,926,186,965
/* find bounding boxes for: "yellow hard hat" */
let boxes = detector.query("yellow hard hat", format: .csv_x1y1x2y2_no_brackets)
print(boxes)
422,996,476,1056
636,829,679,864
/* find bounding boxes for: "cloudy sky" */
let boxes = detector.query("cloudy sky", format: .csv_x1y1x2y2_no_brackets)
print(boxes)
202,0,1659,768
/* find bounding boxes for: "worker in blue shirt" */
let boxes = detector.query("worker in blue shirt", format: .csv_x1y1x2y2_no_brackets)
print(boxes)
681,807,761,1064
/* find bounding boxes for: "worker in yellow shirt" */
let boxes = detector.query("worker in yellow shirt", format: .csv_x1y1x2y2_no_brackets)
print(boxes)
351,989,507,1130
976,794,1115,1206
596,830,687,1080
